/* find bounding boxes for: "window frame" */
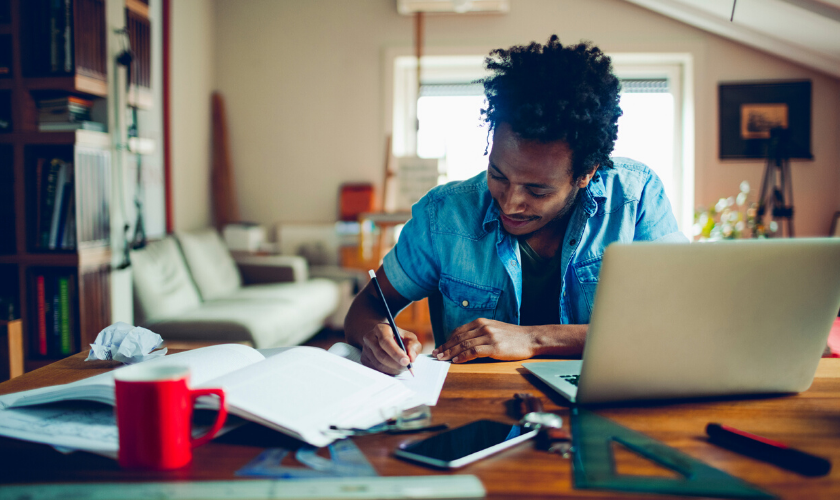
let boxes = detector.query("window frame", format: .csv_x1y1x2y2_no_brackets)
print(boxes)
384,49,694,236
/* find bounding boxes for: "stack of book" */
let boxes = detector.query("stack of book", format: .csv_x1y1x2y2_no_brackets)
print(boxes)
37,96,104,132
34,158,75,251
31,271,76,357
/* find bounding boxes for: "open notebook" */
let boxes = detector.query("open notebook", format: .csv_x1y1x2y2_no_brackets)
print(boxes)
4,344,438,447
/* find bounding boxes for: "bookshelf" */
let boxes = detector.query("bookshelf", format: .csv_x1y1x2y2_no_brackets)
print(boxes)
0,0,141,372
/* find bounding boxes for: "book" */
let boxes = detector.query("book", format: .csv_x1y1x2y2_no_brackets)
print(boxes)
38,111,93,124
37,96,94,108
7,344,415,447
35,275,46,356
48,160,69,249
58,276,70,355
39,121,104,132
53,181,72,249
61,189,76,249
38,159,62,249
51,276,60,355
63,0,72,73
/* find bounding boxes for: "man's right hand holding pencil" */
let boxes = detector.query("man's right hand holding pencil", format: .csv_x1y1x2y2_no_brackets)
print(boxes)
344,267,422,376
359,323,422,376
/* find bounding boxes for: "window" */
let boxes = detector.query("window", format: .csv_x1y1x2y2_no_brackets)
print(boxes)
416,83,488,182
389,52,693,235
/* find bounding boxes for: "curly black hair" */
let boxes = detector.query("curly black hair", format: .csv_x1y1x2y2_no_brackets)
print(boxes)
481,35,622,181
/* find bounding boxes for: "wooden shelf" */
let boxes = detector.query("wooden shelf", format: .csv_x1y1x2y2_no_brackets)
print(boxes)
24,75,107,98
4,0,134,374
0,130,110,146
0,253,79,266
0,248,109,268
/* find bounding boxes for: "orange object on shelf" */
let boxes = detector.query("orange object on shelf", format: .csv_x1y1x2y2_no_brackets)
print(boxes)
339,184,376,222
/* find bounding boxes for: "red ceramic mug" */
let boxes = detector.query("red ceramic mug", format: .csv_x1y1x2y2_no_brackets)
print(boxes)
114,364,227,470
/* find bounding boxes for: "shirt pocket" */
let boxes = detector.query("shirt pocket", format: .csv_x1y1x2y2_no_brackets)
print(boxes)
439,274,501,338
573,256,603,317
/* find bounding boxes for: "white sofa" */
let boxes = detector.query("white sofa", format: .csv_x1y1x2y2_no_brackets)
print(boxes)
130,230,341,348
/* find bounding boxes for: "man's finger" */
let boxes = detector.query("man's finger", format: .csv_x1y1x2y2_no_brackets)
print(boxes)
364,332,405,371
434,323,485,359
442,334,492,361
377,327,413,366
400,330,422,361
360,348,402,376
452,344,493,363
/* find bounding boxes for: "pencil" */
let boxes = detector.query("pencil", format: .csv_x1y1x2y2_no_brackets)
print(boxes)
368,270,415,377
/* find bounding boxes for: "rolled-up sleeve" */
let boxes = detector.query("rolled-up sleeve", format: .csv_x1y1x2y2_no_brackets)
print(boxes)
635,170,688,243
382,195,441,301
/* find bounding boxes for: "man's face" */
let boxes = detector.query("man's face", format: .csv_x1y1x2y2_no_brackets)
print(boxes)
487,122,595,237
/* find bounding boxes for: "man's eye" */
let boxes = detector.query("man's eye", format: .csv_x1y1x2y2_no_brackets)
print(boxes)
528,191,549,198
490,173,506,181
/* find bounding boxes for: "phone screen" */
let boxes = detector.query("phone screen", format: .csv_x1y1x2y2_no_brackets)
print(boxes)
397,420,531,463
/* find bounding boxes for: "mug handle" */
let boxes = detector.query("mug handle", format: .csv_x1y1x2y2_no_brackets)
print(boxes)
189,388,227,448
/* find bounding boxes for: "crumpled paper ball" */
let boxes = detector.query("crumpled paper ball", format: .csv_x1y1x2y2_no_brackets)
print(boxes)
85,322,167,364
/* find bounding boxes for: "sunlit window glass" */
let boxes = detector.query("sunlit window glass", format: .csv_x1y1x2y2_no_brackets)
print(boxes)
612,79,676,203
417,83,490,183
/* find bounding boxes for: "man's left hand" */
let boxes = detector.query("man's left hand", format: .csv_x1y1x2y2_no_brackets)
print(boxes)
431,318,537,363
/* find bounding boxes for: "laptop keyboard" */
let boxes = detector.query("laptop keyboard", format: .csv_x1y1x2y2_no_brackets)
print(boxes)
558,374,580,386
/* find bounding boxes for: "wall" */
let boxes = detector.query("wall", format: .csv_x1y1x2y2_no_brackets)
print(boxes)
171,0,216,231
206,0,840,236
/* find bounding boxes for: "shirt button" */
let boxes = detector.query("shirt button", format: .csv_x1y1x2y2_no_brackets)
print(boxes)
509,259,517,267
462,300,469,307
569,239,576,246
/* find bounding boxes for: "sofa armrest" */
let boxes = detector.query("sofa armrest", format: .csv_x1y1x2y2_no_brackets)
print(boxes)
233,255,309,285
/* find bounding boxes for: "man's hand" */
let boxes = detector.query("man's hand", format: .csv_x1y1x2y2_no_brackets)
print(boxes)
360,324,422,375
432,318,537,363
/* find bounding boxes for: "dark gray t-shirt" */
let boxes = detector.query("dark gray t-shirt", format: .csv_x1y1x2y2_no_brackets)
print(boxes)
518,239,563,326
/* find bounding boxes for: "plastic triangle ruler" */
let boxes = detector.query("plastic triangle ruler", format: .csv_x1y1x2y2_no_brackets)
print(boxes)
570,409,776,499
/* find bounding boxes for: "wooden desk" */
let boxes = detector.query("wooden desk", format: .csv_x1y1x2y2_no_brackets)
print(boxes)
1,353,839,499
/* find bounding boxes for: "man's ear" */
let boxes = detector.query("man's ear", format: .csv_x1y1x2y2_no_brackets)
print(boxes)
576,165,599,189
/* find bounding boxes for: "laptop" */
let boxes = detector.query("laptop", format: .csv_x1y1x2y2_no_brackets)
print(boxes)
523,238,840,404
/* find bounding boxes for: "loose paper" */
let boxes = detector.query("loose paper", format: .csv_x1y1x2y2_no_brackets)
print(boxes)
85,322,167,364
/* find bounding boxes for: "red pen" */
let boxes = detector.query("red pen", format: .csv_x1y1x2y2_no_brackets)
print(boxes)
706,423,831,477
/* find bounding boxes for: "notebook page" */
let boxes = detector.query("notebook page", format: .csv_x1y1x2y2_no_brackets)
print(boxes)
9,344,265,408
327,343,450,407
204,347,412,446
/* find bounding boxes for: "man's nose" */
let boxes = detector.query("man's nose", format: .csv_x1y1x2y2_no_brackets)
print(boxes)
501,186,526,214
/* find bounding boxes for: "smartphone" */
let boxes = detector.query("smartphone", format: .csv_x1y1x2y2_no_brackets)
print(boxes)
394,419,538,469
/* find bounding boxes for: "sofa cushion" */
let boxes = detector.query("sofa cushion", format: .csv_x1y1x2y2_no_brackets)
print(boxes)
177,229,242,300
145,278,341,348
130,237,202,321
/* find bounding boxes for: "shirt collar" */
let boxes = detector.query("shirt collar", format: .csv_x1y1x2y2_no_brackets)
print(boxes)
581,170,606,216
483,170,607,228
483,199,501,233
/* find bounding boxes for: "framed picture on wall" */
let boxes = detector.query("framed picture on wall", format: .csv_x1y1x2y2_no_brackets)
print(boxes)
719,80,812,159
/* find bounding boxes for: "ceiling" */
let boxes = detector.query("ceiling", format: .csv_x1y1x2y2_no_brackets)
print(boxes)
623,0,840,78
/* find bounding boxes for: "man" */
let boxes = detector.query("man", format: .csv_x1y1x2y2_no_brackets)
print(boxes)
345,35,685,375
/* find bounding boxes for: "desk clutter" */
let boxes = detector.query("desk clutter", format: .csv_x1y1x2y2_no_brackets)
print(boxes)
0,330,450,458
0,352,838,499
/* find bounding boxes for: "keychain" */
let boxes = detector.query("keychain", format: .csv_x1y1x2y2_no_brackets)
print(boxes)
513,393,573,458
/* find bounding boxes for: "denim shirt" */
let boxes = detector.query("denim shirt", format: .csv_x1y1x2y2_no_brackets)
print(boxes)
383,158,687,344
